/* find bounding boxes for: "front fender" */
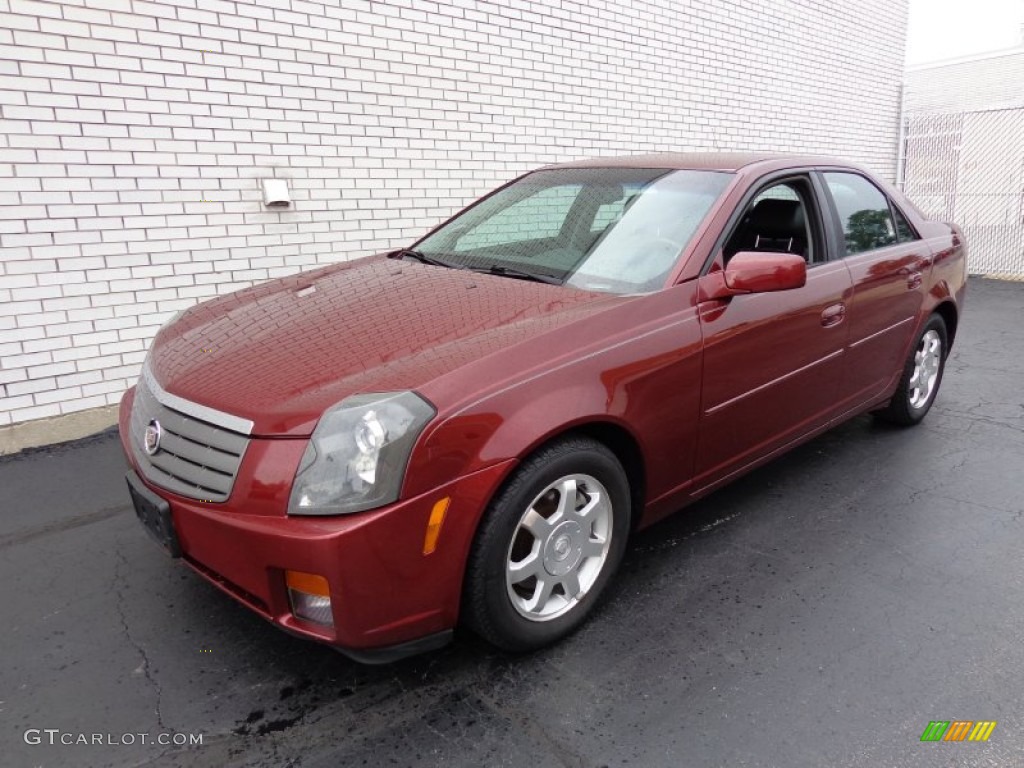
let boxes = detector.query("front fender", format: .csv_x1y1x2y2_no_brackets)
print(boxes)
403,287,706,517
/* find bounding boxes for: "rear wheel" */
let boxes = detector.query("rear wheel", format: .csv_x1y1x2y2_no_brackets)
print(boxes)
463,436,630,652
875,314,948,426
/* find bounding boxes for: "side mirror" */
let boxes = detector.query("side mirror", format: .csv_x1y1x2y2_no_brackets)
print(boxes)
724,251,806,293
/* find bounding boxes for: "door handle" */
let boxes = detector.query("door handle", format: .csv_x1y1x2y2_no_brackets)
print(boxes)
821,303,846,327
906,271,923,290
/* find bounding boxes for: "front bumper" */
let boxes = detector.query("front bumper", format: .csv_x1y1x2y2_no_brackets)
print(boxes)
118,388,513,663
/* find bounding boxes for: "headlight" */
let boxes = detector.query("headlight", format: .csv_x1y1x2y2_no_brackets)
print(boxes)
288,391,435,516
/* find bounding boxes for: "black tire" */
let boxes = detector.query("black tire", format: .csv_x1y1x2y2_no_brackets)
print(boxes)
462,436,631,653
874,314,948,426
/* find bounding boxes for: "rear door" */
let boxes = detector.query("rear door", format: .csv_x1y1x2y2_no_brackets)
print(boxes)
694,173,853,488
819,171,930,412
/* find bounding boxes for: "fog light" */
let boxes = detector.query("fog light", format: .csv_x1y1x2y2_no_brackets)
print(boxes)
285,570,333,626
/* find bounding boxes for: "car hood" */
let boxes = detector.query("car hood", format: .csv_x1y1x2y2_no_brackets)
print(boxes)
147,255,625,435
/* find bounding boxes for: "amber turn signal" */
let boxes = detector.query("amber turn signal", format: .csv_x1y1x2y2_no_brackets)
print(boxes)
285,570,330,595
422,497,450,555
285,570,333,626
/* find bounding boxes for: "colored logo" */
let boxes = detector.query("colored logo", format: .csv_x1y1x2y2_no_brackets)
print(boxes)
144,419,163,456
921,721,997,742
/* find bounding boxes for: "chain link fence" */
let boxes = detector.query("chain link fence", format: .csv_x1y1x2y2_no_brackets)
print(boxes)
897,106,1024,278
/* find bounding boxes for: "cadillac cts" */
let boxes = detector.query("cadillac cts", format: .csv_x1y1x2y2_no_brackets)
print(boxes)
120,153,966,662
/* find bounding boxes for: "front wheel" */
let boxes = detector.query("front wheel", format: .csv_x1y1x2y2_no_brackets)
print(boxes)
874,314,948,426
462,437,630,652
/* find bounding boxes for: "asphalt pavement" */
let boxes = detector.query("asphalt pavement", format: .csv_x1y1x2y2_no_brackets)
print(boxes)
2,277,1023,768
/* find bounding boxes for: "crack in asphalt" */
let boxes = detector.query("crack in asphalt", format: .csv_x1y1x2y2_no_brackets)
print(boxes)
112,546,171,743
475,689,587,768
0,502,132,550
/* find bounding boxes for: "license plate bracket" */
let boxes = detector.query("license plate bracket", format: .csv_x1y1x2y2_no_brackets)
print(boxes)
126,471,181,557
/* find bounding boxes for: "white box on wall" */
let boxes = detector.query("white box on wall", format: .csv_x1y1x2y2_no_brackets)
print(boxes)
261,179,291,208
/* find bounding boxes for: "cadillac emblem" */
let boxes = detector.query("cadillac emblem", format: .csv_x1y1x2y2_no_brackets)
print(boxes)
143,419,163,456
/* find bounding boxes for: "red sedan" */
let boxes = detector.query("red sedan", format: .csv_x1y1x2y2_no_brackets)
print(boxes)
119,153,966,662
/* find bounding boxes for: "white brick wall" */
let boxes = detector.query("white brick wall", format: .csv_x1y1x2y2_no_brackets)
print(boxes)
1,0,908,426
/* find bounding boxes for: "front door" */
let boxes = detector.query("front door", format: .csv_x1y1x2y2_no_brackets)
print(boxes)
694,175,853,488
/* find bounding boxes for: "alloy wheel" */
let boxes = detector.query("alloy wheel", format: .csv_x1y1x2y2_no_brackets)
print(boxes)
504,473,613,622
908,329,942,409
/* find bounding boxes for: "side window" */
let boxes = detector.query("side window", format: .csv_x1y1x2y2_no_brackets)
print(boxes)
823,172,897,255
892,204,919,243
455,185,580,251
723,178,816,264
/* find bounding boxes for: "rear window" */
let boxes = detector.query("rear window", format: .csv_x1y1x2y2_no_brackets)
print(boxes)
824,172,897,255
892,204,919,243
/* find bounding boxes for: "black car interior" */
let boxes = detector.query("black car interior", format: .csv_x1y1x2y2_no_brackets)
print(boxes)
724,182,815,263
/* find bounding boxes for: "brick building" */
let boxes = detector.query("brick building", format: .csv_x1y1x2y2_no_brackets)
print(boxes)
0,0,909,426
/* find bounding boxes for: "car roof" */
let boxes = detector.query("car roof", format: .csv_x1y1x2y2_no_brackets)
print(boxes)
537,152,850,173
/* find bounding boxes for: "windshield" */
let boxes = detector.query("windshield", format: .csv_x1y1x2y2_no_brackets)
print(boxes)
411,168,732,293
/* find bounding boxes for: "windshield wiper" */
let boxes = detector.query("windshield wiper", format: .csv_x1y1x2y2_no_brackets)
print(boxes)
391,250,562,285
476,264,563,285
389,248,464,270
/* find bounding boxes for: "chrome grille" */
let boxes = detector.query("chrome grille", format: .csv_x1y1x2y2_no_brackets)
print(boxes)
130,369,251,502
